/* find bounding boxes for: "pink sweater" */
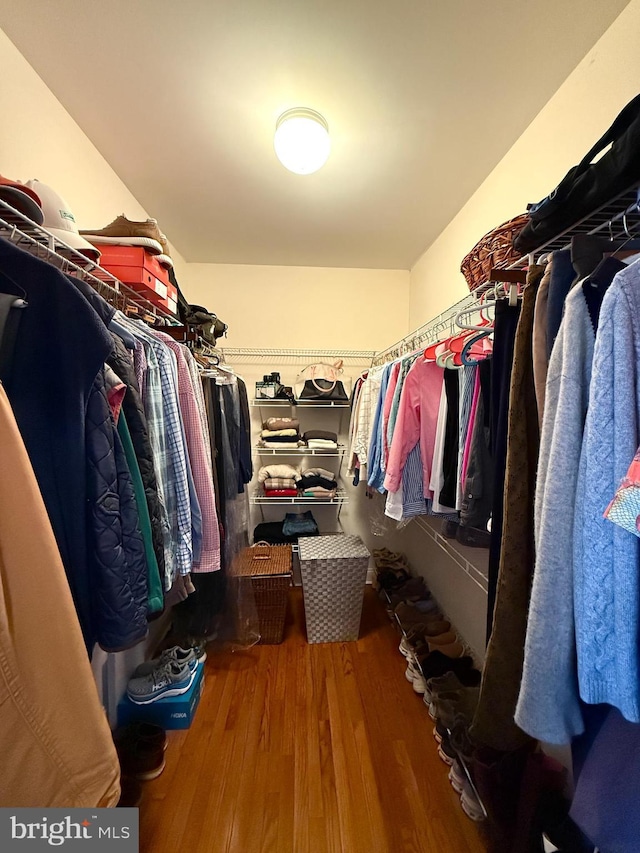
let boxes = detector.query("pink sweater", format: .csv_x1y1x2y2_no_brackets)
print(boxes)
384,358,444,497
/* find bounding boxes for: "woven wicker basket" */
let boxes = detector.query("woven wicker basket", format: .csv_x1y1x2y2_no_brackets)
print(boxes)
236,543,292,644
460,213,529,291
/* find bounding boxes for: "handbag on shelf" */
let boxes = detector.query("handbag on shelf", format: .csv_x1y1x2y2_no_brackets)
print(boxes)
514,93,640,253
294,360,352,401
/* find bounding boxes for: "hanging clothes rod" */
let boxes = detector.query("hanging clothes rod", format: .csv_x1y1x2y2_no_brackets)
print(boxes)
371,185,640,368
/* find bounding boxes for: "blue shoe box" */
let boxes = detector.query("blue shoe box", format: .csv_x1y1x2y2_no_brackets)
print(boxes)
117,662,205,730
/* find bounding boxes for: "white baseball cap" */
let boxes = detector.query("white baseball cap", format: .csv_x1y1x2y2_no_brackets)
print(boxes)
25,179,101,261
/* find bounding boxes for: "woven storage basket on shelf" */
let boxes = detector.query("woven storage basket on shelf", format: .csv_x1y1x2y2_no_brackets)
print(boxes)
298,535,370,644
460,213,529,291
236,543,292,644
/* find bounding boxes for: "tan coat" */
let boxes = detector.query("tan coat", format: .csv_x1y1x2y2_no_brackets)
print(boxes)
0,386,120,807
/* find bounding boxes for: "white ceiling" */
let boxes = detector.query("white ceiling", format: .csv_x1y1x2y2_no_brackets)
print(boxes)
0,1,629,268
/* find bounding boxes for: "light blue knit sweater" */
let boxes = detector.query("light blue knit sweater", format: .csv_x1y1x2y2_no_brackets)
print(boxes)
574,262,640,722
516,284,593,744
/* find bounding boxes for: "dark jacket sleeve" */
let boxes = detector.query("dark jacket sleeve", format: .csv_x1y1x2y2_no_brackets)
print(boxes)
237,378,253,491
85,371,148,652
107,334,166,583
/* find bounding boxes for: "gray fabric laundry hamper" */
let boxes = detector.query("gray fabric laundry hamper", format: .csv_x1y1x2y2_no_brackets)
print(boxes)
298,535,370,643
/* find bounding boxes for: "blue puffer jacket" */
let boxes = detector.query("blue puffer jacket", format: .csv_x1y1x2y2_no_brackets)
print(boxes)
86,369,149,652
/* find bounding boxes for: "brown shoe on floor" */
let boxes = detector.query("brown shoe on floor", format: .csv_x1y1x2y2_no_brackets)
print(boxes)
117,776,143,807
116,738,166,781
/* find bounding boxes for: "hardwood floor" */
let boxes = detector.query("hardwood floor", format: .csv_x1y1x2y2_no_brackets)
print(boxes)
139,588,489,853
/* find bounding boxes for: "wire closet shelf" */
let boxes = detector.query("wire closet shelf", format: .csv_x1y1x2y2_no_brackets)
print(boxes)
371,185,640,367
220,348,376,364
0,197,175,320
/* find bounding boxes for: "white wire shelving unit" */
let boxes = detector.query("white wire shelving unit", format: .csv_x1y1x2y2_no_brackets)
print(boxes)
220,348,375,364
0,198,175,320
255,445,347,457
251,398,350,408
371,185,640,367
251,489,348,506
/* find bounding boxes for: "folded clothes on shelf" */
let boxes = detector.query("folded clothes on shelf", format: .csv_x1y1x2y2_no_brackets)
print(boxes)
253,517,319,544
306,439,338,449
257,464,301,483
261,428,299,438
264,417,300,431
302,466,336,479
298,474,338,490
303,430,338,442
259,441,303,449
260,435,302,444
263,488,299,497
282,511,319,537
260,442,302,449
301,487,337,499
263,477,300,490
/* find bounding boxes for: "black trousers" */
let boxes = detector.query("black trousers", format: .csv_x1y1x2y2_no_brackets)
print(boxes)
439,367,460,508
486,299,521,643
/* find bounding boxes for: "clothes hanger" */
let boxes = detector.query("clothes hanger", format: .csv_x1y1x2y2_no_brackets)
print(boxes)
460,330,493,366
0,268,29,305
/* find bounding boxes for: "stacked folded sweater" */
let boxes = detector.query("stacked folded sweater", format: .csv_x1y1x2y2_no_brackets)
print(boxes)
302,429,338,450
297,467,338,499
260,417,301,448
257,463,301,497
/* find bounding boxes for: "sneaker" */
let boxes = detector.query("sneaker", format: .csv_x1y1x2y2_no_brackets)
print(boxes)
411,670,427,694
456,524,491,549
424,669,481,704
117,739,166,781
404,662,418,684
127,660,196,704
429,640,465,659
460,780,485,822
415,650,475,681
133,645,202,678
431,686,481,729
404,661,427,694
437,737,457,766
426,631,458,649
449,759,466,794
80,215,168,255
441,519,460,539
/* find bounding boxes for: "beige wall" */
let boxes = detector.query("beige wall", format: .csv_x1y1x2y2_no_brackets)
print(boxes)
0,28,188,273
183,263,410,351
409,0,640,330
0,26,408,348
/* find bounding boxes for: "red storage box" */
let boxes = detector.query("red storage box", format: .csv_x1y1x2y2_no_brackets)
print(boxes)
97,245,177,315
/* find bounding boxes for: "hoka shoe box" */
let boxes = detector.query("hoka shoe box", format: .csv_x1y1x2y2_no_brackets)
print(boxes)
117,662,205,730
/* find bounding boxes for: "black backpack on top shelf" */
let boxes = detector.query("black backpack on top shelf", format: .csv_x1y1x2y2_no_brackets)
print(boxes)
514,93,640,253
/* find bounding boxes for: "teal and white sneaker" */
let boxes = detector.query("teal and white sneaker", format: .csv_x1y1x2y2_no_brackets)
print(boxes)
132,646,200,678
127,661,196,705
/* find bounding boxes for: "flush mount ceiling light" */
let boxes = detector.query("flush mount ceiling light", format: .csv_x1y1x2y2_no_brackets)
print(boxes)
274,108,331,175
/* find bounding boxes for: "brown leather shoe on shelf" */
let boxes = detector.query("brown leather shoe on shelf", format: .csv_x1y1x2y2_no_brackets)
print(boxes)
423,620,451,637
427,631,458,648
431,641,465,659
